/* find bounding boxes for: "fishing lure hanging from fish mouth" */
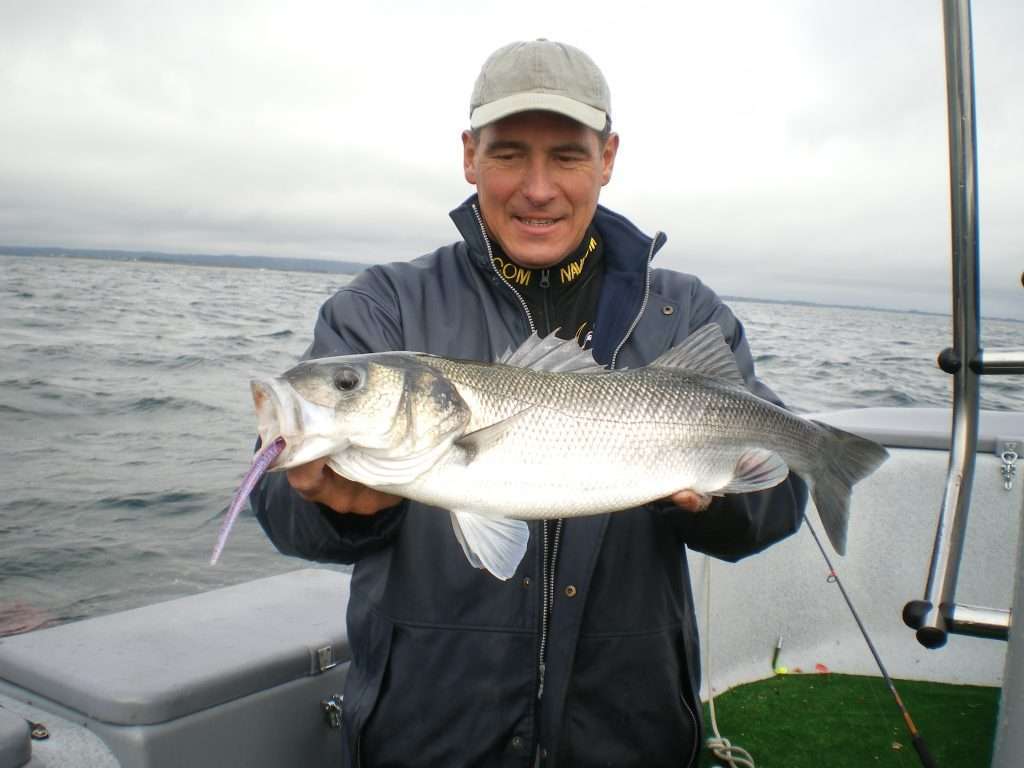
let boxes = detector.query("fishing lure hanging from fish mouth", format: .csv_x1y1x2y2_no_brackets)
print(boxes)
209,436,286,565
209,379,311,565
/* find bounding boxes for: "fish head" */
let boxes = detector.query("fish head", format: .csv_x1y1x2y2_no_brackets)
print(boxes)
251,353,471,471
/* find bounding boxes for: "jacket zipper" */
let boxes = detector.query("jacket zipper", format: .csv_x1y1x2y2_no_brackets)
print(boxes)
470,204,556,711
539,270,552,334
471,204,536,335
536,518,563,701
470,206,656,724
609,233,661,370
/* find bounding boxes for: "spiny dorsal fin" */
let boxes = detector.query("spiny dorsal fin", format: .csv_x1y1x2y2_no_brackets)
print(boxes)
497,331,607,374
651,324,746,387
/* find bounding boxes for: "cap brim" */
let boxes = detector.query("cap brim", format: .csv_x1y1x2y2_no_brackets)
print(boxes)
470,92,606,131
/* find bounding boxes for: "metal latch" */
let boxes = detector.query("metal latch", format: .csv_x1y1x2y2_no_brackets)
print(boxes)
998,439,1018,491
321,695,344,728
316,645,337,673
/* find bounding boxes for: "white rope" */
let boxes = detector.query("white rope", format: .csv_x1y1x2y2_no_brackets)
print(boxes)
702,556,757,768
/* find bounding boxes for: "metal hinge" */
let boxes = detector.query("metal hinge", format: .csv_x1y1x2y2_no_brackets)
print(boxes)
998,439,1018,491
321,695,344,729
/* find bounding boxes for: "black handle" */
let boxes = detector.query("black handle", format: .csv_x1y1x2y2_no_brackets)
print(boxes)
913,734,938,768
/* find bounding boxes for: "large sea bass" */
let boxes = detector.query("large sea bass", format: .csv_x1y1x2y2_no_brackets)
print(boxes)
232,325,888,579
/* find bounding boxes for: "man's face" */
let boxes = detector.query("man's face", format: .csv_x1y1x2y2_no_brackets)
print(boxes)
462,111,618,269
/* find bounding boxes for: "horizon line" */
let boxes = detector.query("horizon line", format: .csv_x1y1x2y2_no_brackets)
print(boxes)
3,244,1021,325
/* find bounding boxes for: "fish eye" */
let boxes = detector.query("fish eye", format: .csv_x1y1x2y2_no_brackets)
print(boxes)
333,367,361,392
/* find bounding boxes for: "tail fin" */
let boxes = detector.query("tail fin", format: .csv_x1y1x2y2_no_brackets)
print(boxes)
808,421,889,555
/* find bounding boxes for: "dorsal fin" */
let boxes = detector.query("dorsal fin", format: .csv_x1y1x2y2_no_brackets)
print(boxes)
497,331,607,374
651,324,747,387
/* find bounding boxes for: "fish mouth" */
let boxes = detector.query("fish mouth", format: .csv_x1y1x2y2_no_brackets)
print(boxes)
251,378,295,469
250,377,347,470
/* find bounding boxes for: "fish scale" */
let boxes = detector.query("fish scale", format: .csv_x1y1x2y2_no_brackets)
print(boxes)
401,370,800,517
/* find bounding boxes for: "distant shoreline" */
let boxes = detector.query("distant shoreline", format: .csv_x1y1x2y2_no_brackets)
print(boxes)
2,244,365,276
4,245,1020,324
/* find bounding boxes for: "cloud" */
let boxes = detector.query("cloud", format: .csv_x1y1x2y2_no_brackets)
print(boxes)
1,0,1021,318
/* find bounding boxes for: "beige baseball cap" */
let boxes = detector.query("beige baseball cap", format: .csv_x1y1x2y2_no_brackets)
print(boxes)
469,39,611,131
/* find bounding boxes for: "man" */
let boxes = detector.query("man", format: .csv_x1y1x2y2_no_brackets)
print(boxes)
254,40,806,767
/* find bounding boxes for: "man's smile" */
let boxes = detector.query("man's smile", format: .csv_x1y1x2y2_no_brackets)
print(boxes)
514,215,563,230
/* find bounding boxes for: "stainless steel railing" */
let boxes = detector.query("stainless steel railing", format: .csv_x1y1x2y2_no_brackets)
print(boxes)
902,0,1024,648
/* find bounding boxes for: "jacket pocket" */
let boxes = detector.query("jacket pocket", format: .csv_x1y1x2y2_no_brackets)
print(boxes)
358,622,537,766
564,627,700,767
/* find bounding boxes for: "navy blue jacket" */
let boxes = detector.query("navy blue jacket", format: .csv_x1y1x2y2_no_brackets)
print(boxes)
253,196,807,767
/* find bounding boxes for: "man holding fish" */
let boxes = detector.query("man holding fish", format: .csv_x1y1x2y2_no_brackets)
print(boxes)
249,40,880,768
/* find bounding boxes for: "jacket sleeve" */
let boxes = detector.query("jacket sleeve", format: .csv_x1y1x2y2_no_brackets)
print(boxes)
251,277,408,564
664,476,808,562
660,276,808,561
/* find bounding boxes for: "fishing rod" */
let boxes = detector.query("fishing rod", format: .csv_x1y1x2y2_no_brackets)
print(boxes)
803,513,938,768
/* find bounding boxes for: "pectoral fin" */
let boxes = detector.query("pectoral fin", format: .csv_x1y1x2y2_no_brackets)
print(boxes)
717,448,790,494
455,407,536,460
449,510,529,580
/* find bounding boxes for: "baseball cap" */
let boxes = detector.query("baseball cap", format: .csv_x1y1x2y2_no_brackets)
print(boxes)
469,39,611,132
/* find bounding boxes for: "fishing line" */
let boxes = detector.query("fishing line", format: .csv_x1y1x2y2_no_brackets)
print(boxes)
802,512,938,768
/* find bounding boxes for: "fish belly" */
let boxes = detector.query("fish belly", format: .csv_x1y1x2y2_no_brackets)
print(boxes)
395,409,746,519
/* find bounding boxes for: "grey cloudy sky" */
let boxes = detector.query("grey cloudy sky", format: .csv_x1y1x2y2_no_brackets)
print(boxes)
2,0,1021,319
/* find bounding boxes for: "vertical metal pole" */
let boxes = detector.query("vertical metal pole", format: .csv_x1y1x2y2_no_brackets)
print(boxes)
903,0,981,648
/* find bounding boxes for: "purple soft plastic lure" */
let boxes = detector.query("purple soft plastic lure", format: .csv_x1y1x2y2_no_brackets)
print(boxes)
210,436,286,565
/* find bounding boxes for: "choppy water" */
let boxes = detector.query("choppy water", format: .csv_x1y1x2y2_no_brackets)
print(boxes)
1,255,1021,632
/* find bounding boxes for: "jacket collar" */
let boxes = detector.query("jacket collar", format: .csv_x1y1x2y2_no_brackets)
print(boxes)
448,194,668,365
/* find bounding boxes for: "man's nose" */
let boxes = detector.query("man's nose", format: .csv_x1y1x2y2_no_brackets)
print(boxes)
520,159,557,205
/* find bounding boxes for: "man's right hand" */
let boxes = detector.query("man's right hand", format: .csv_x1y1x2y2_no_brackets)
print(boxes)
286,458,402,516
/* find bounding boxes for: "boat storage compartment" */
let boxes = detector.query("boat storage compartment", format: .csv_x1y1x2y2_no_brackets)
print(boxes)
0,569,351,768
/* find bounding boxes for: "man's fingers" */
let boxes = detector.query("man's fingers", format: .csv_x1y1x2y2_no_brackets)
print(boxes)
670,489,712,513
348,486,402,516
286,459,330,498
286,460,400,515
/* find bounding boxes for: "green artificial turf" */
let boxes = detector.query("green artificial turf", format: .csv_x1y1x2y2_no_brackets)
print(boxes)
696,673,999,767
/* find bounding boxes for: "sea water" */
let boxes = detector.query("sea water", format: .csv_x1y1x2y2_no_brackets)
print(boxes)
1,254,1021,631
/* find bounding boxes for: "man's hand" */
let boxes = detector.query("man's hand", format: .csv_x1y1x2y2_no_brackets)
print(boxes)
668,490,713,513
286,458,402,516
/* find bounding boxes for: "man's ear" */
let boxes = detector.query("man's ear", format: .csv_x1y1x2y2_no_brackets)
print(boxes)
600,132,619,186
462,130,478,185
